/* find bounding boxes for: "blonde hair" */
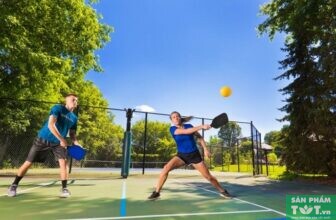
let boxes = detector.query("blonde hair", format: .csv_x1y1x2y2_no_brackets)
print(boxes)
65,93,78,98
170,111,193,123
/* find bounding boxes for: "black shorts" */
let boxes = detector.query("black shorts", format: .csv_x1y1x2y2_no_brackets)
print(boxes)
26,137,67,163
177,150,203,165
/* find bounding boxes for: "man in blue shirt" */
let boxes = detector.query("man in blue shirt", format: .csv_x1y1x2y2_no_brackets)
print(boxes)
8,94,80,198
148,111,232,200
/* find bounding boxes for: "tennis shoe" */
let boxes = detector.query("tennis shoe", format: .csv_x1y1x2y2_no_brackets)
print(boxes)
220,189,232,199
7,184,18,197
60,188,71,198
148,191,160,200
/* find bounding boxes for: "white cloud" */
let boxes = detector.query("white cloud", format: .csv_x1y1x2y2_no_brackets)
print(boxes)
135,104,155,113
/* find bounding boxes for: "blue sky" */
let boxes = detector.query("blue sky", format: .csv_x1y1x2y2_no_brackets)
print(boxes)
86,0,288,137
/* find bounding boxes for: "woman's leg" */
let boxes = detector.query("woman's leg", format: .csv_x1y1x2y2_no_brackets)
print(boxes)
192,161,225,193
154,156,185,192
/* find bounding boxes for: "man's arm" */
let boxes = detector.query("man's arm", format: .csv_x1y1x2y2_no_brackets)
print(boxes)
69,129,80,146
48,115,67,147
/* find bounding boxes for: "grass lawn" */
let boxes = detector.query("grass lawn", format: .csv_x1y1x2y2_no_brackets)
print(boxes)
211,164,286,178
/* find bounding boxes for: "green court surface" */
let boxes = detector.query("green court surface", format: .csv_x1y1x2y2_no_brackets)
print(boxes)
1,169,335,220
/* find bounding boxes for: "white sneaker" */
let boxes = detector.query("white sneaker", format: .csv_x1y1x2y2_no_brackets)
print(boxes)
8,184,18,197
60,188,71,198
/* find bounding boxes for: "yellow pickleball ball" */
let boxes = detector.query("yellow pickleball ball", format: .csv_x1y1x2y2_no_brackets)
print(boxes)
220,86,232,97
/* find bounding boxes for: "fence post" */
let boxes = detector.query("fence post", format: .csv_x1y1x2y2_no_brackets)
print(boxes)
121,108,134,178
250,121,256,176
258,132,263,175
142,112,148,175
264,149,269,176
237,139,240,172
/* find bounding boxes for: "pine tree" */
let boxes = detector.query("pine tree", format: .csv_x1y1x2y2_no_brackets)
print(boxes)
258,0,336,176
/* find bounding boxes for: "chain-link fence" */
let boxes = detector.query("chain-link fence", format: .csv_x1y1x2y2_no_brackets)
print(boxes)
0,98,272,176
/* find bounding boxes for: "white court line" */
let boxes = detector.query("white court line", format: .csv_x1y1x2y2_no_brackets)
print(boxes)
121,180,126,199
58,209,272,220
1,180,57,197
174,180,286,217
120,180,127,216
57,179,284,220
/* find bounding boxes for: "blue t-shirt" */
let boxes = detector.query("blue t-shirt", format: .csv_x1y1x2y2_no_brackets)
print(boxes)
38,105,78,144
170,124,198,153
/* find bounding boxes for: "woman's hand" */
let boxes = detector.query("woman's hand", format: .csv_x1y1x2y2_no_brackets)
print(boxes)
202,124,211,130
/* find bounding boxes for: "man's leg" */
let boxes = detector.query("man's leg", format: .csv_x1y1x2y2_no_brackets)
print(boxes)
17,161,33,177
52,143,70,198
8,161,32,197
58,158,70,198
12,137,48,187
59,158,68,181
8,136,40,198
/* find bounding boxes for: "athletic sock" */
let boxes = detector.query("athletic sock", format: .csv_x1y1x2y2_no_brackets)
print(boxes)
13,176,23,185
62,180,67,189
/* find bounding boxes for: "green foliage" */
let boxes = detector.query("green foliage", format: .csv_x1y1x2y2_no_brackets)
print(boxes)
73,82,124,160
0,0,114,165
1,159,14,169
223,151,232,166
0,0,112,134
207,136,223,165
218,122,242,147
267,152,278,164
212,164,286,176
264,130,285,157
239,139,252,163
264,131,281,146
207,135,253,167
131,120,176,162
267,166,288,179
131,154,161,167
218,122,242,164
258,0,336,177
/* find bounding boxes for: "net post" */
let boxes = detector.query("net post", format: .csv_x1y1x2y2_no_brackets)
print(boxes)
121,108,134,178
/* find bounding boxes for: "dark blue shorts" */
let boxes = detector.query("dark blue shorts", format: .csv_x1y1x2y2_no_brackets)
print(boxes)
177,150,203,165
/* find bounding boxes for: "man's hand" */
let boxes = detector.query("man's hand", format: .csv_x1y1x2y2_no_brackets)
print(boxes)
73,140,81,147
60,139,68,148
